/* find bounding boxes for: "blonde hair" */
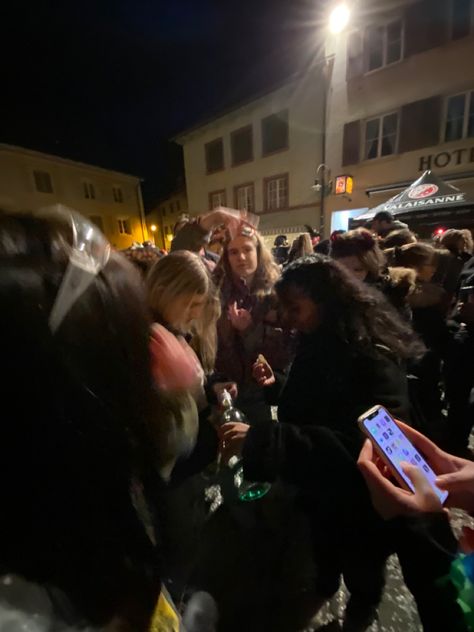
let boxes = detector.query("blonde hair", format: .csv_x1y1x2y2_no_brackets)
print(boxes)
214,229,280,298
288,233,313,263
146,251,220,373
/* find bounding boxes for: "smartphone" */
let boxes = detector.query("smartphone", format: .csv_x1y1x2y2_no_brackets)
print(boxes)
358,405,448,504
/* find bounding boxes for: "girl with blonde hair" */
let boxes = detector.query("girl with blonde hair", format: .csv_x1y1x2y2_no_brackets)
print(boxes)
214,224,292,422
146,250,222,480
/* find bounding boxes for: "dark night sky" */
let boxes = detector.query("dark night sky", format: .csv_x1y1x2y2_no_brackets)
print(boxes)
1,0,325,208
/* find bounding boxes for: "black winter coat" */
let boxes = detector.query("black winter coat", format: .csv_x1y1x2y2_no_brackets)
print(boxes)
242,330,410,528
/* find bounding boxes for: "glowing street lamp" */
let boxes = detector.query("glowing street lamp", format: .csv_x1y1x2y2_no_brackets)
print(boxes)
150,224,157,232
329,3,351,34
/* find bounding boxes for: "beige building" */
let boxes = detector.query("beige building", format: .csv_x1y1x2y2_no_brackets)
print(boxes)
325,0,474,235
0,144,147,249
174,71,325,247
147,188,189,250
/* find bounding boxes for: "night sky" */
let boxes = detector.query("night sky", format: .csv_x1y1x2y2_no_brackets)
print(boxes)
1,0,325,208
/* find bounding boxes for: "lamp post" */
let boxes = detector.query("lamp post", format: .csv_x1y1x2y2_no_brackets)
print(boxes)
150,224,157,246
317,3,351,235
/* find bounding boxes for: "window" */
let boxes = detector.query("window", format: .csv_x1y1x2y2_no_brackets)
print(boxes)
83,182,95,200
113,186,123,203
366,20,403,72
231,125,253,165
33,170,53,193
262,111,289,155
89,215,104,232
444,91,474,142
234,183,255,213
364,112,399,160
205,138,224,173
209,190,227,210
118,218,132,235
162,207,167,216
451,0,472,39
264,175,288,211
176,200,181,211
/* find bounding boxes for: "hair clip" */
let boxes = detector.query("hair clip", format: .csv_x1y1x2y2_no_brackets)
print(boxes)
240,224,255,238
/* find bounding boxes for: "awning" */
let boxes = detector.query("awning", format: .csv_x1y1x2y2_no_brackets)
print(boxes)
356,170,474,221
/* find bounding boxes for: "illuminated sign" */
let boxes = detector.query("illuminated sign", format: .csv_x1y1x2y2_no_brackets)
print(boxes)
335,175,353,195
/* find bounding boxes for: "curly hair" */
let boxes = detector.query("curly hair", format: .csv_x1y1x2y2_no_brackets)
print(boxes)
214,229,280,298
276,254,424,360
330,228,387,280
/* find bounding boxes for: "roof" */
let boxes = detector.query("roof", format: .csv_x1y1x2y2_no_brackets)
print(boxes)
0,143,141,182
172,58,325,143
356,170,474,221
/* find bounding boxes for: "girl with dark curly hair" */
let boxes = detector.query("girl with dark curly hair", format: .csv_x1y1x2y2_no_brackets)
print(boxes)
220,255,464,631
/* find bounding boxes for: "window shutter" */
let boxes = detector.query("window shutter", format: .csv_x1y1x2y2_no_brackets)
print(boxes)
398,97,442,153
346,31,364,80
342,121,361,166
404,0,448,57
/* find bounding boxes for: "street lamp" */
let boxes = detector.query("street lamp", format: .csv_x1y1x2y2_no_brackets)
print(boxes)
150,224,157,245
329,3,351,34
312,164,332,195
318,3,351,234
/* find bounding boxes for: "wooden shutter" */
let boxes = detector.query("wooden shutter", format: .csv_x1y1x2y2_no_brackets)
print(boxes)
342,121,361,166
346,31,364,80
404,0,449,57
398,97,442,153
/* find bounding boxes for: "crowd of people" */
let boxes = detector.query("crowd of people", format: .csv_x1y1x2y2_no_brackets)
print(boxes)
0,204,473,632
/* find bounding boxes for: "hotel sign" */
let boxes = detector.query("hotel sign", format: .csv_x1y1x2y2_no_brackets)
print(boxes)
419,146,474,171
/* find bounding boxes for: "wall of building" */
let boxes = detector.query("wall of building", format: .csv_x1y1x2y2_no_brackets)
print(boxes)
325,0,474,232
177,70,325,242
0,145,146,250
147,189,189,249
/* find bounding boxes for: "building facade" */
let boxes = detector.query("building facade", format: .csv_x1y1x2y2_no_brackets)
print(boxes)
175,71,325,247
147,188,189,249
325,0,474,235
0,144,147,249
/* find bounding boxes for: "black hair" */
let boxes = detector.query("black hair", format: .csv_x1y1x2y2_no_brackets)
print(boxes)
373,211,394,223
0,213,160,629
276,254,424,360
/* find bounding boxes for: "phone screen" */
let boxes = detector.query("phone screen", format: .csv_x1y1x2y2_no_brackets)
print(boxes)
362,407,448,504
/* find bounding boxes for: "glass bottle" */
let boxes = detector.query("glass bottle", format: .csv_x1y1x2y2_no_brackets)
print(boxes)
218,390,271,502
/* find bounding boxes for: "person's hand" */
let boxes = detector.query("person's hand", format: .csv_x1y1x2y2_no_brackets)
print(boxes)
199,208,241,235
212,381,238,401
252,356,275,387
436,461,474,515
357,439,442,519
218,422,250,462
392,421,474,513
228,302,252,331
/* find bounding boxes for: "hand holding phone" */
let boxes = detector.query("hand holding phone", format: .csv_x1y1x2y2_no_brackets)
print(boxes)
358,406,448,505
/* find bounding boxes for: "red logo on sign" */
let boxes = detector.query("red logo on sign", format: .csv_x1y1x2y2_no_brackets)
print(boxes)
408,184,439,199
